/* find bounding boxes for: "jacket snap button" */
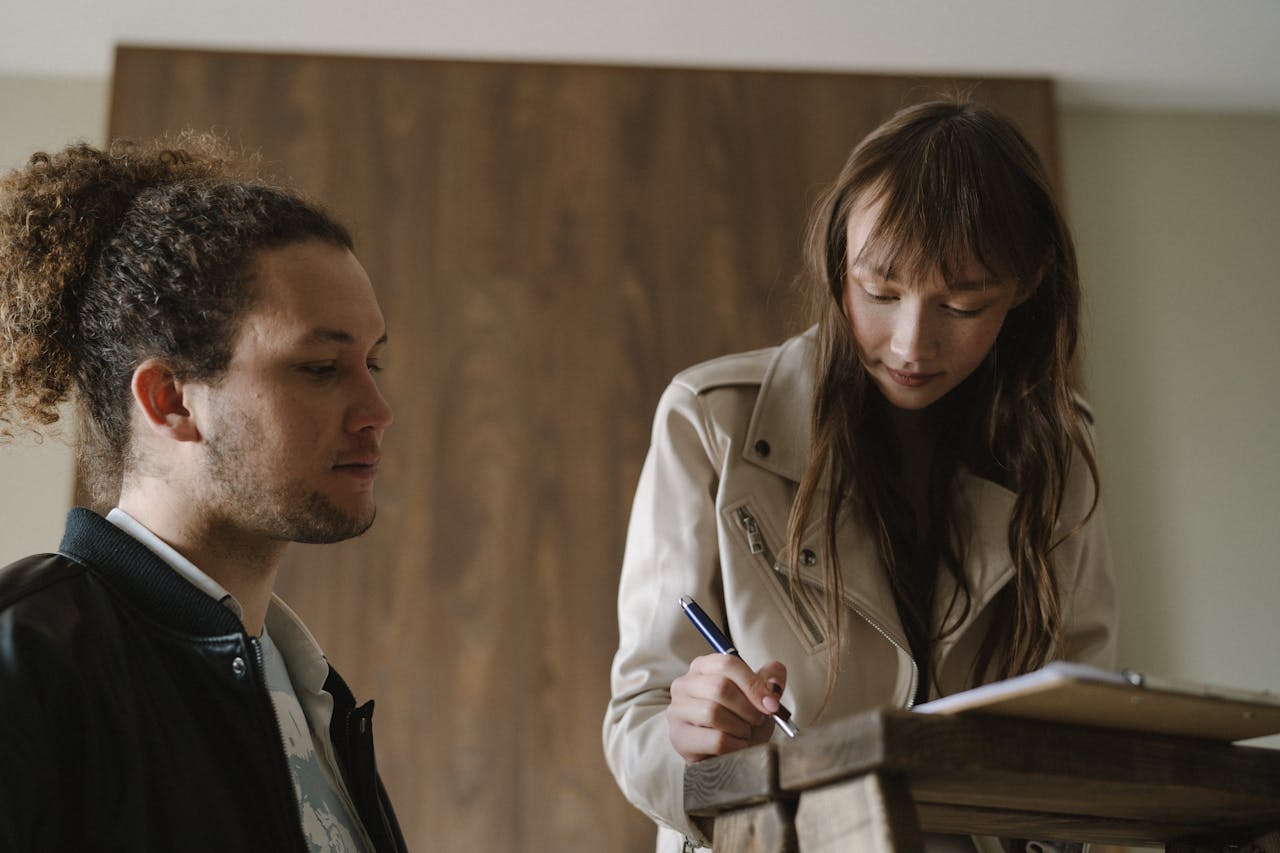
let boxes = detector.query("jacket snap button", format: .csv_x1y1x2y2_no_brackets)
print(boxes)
754,439,771,457
800,549,817,566
231,656,247,679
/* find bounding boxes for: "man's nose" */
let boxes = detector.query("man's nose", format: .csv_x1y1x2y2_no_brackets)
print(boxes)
350,374,394,434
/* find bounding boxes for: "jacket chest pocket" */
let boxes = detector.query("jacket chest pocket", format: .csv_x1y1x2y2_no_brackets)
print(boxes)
724,500,827,652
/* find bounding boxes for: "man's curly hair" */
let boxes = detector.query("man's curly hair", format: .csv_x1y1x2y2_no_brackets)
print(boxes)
0,133,352,503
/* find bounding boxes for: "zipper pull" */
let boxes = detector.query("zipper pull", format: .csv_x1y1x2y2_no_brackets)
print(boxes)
737,508,765,555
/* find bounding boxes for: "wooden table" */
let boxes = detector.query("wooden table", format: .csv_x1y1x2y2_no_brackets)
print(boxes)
685,708,1280,852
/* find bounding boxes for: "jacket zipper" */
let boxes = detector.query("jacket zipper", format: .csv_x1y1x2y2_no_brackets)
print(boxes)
350,707,399,851
853,607,920,709
327,667,401,852
735,507,920,708
251,636,310,852
736,508,824,645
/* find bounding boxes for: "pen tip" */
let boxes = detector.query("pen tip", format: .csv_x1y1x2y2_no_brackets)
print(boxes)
679,595,693,607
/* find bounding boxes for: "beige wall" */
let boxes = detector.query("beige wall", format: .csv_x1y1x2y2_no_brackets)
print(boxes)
2,77,1278,712
0,76,107,565
1061,109,1280,718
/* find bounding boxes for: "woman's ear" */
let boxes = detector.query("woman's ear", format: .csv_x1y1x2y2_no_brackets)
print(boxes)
131,360,200,442
1015,257,1052,307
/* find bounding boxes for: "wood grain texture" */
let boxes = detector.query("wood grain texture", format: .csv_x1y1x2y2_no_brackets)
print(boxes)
794,773,923,853
686,741,777,815
915,801,1205,846
778,710,1280,829
105,47,1056,851
711,801,797,853
692,707,1280,847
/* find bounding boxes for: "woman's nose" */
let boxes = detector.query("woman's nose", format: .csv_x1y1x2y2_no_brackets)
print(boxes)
890,304,938,364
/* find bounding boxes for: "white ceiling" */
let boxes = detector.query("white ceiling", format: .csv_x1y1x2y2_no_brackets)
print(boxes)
3,0,1278,113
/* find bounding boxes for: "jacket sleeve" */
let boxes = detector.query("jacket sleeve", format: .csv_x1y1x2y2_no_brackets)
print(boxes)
0,580,64,852
1060,508,1117,669
602,380,728,844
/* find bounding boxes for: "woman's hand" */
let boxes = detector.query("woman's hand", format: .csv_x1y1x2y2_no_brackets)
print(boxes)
666,653,788,763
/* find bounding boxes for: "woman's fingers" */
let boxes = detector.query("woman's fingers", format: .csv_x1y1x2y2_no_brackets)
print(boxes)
667,655,790,762
671,673,764,729
689,653,788,716
756,659,789,705
666,691,755,762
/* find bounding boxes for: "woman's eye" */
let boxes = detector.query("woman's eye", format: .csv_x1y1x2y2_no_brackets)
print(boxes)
861,286,897,304
367,362,383,375
942,304,983,318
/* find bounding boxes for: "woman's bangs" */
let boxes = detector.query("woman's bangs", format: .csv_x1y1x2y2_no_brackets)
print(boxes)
859,147,1026,290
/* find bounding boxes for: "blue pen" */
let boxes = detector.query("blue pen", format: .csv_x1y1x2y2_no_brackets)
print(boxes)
679,595,799,738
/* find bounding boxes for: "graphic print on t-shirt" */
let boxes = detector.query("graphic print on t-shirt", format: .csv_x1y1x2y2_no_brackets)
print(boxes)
261,630,370,853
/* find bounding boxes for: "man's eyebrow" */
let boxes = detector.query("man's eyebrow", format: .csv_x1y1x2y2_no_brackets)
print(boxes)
297,328,390,347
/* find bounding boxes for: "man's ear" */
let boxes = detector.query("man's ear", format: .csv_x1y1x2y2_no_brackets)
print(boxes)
131,360,200,442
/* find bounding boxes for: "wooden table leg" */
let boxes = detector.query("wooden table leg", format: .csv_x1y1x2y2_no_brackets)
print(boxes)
793,772,923,853
712,801,797,853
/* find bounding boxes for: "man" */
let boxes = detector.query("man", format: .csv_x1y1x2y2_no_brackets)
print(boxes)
0,136,406,851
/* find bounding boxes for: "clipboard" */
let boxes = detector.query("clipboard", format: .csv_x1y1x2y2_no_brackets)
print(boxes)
914,661,1280,742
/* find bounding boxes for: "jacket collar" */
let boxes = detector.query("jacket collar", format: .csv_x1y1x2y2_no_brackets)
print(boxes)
743,329,816,484
58,507,244,638
742,328,1019,640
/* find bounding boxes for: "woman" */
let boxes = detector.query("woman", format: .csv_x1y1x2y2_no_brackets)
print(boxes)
603,100,1116,852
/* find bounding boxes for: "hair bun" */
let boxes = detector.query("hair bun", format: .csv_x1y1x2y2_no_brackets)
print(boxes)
0,133,246,436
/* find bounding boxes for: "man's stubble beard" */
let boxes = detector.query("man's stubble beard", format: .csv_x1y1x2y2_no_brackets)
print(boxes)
203,412,376,545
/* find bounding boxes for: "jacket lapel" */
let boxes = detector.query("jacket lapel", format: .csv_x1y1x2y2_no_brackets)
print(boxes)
933,475,1018,643
741,328,1017,653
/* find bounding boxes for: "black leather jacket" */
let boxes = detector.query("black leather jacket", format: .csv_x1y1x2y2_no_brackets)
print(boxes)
0,508,408,853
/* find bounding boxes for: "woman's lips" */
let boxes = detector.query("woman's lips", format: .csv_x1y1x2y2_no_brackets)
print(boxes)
886,367,941,387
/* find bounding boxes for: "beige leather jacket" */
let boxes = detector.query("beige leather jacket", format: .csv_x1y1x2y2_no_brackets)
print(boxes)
603,330,1117,852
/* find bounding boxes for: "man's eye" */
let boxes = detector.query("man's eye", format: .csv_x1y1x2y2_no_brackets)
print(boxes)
367,363,383,374
301,364,337,377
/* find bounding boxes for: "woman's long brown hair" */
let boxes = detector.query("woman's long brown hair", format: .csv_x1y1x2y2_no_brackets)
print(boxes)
785,100,1099,714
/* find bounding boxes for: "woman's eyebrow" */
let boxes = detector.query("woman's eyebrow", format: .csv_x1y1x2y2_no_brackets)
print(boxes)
946,263,1007,290
852,257,995,291
850,261,893,281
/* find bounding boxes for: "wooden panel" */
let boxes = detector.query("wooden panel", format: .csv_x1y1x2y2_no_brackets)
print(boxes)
693,710,1280,848
794,774,923,853
686,739,777,816
712,801,797,853
915,801,1211,847
777,710,1280,828
107,47,1056,851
